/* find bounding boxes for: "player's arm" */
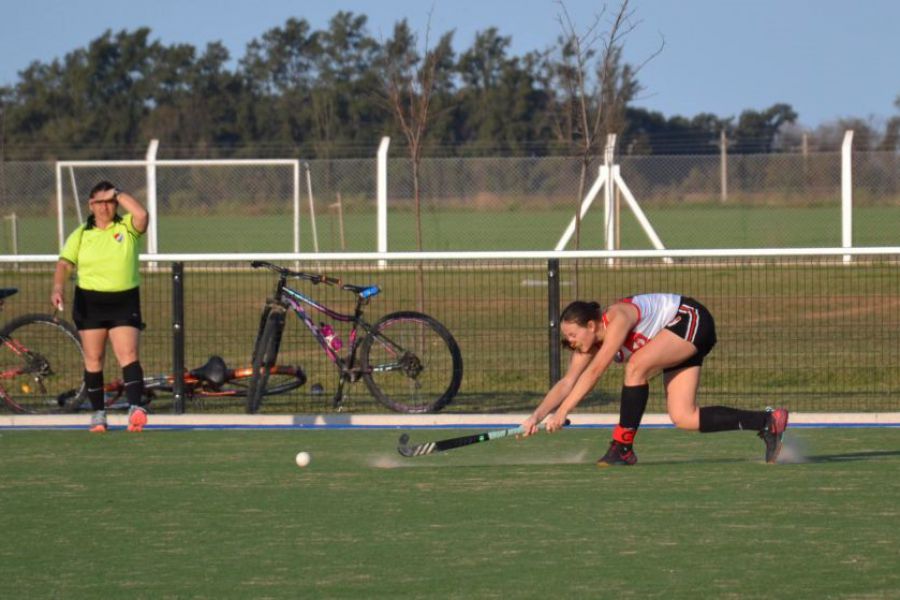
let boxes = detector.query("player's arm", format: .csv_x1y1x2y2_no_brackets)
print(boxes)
522,350,594,436
116,190,149,233
545,303,638,431
51,259,73,311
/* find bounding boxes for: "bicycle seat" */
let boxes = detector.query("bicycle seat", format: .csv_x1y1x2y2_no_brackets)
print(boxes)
190,355,229,387
0,288,18,300
343,284,380,299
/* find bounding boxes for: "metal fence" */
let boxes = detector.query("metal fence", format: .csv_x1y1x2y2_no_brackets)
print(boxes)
1,151,897,255
2,249,898,415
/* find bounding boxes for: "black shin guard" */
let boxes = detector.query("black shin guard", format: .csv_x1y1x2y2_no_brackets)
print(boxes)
122,361,144,407
620,384,649,429
614,384,650,446
699,406,767,433
84,370,104,411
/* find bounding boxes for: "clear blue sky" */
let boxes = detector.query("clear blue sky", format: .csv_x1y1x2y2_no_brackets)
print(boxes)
1,0,898,128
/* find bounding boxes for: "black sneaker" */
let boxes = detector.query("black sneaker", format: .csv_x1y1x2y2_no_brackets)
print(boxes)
758,407,789,464
596,440,638,467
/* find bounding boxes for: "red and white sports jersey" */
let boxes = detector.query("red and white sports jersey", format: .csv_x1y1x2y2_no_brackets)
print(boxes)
602,293,682,362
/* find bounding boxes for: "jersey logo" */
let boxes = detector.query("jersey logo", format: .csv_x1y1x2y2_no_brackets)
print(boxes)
114,232,124,243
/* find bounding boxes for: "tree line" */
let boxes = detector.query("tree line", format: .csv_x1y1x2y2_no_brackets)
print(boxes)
0,10,897,160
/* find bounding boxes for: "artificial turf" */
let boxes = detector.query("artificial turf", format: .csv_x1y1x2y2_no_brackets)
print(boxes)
1,427,897,598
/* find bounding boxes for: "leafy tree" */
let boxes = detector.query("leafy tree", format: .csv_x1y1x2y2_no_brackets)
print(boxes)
731,103,798,153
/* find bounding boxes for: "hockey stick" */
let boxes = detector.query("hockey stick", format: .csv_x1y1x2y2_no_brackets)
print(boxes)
397,419,571,457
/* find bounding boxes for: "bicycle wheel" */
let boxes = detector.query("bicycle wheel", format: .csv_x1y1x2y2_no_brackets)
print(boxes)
360,311,462,413
0,314,85,414
246,306,286,413
202,366,306,398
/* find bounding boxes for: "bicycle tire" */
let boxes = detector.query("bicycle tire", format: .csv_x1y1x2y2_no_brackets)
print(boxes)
0,314,85,414
360,311,462,413
246,306,286,413
201,365,306,398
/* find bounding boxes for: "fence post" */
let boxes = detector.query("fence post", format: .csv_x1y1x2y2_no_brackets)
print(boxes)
841,129,854,263
145,140,159,260
548,259,561,387
172,262,185,414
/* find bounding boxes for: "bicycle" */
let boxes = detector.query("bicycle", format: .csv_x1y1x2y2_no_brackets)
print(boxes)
248,261,463,414
60,354,307,411
0,287,86,414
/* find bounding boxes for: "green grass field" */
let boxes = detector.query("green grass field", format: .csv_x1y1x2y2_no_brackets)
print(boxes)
4,205,898,254
1,427,897,598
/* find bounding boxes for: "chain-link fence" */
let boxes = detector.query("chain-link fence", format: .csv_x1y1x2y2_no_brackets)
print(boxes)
2,251,898,415
0,151,897,255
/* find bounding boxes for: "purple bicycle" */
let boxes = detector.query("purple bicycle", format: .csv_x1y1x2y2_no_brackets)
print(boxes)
248,261,462,414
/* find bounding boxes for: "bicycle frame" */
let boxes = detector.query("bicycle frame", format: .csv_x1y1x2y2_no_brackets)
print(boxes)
259,266,384,407
273,279,377,376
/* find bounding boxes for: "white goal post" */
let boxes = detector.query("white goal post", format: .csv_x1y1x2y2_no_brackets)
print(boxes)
55,144,314,255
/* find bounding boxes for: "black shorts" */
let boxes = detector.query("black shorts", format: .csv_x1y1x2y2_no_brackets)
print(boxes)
662,296,717,373
73,287,144,331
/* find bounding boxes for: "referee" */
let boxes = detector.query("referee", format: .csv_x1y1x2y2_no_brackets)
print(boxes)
52,181,150,432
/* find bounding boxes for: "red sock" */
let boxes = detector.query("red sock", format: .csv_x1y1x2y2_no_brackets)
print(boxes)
613,424,636,446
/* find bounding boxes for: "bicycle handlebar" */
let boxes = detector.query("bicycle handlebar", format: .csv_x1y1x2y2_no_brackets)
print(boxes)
250,260,342,287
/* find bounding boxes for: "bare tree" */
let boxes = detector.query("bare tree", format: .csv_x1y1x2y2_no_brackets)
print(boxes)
382,15,451,253
381,15,453,311
553,0,663,250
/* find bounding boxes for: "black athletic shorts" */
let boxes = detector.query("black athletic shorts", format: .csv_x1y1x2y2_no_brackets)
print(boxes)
73,286,144,331
661,296,717,373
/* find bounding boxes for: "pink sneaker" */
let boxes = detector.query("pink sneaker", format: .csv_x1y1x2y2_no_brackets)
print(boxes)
89,410,107,433
127,405,148,432
759,407,789,463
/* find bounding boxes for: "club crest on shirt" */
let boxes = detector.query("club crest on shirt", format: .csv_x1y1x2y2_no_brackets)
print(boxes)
113,232,124,243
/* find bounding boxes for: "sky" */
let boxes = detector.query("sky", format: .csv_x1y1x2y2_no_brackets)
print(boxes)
1,0,898,128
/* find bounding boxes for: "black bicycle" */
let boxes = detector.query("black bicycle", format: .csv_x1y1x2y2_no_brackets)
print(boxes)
0,288,86,414
248,261,463,414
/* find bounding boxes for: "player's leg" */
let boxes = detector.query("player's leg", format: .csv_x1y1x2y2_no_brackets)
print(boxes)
663,365,702,430
666,367,789,463
79,328,108,432
109,325,147,432
598,330,696,467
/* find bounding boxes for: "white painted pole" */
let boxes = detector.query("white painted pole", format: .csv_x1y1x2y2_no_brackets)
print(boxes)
145,139,159,257
841,130,854,263
304,162,319,253
68,167,83,223
293,160,301,253
603,134,617,266
613,166,672,264
55,162,65,251
377,137,390,252
554,168,606,251
376,136,390,268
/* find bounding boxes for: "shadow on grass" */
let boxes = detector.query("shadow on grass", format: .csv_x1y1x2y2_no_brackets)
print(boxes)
805,450,900,463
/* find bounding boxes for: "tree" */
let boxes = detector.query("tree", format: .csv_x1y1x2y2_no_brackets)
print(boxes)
731,103,798,153
877,94,899,151
381,17,454,252
552,0,661,250
311,12,384,156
